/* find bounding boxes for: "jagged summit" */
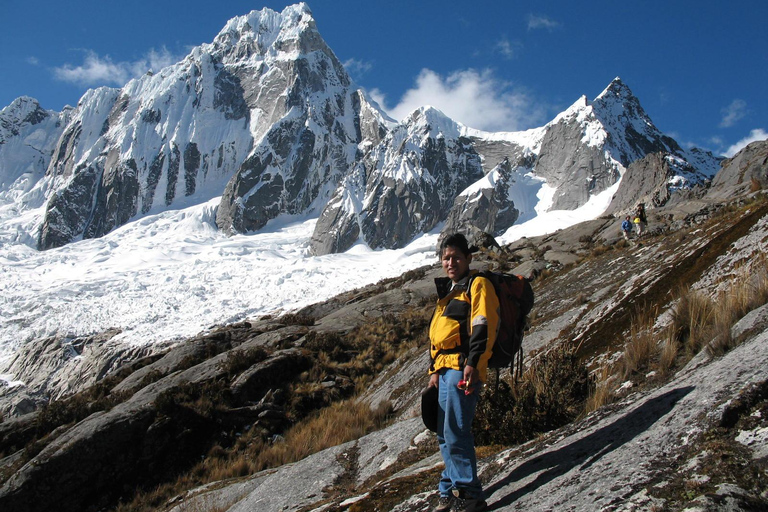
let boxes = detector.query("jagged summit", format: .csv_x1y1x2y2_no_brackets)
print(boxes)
212,3,325,62
403,106,464,139
596,76,634,102
0,97,49,139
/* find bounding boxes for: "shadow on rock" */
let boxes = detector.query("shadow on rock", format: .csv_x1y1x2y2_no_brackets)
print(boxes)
485,386,694,510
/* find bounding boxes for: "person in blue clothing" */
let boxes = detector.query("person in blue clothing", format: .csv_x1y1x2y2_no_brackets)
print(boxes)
621,216,633,240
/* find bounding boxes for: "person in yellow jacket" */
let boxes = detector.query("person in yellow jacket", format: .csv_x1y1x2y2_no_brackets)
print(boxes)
428,233,499,512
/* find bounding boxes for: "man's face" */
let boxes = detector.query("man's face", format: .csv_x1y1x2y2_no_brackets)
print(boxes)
441,245,471,283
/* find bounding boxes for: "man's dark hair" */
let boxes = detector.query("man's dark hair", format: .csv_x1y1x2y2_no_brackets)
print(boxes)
439,233,472,257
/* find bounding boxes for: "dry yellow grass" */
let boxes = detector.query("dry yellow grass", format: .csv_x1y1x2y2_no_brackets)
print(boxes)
249,399,390,472
707,257,768,355
657,334,679,378
585,364,619,413
588,256,768,417
620,307,659,379
671,286,717,355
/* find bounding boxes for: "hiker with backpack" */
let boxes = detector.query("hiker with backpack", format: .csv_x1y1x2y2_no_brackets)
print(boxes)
635,203,647,236
426,233,497,512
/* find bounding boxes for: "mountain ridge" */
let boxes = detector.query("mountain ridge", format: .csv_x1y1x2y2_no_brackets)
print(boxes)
0,5,721,255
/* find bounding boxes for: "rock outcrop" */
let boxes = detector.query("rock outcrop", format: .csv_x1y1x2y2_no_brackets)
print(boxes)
707,139,768,199
604,151,712,216
310,107,484,253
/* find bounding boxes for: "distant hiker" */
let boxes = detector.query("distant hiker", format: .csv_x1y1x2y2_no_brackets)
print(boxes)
621,216,633,240
427,233,497,512
635,203,647,236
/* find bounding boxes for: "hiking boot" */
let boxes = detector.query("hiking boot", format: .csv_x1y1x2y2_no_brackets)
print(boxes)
432,494,453,512
452,488,487,512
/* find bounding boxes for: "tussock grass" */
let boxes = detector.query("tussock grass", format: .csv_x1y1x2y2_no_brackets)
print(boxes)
250,399,392,473
657,334,679,378
707,260,768,355
620,306,659,379
670,286,716,356
115,399,392,512
588,256,768,415
585,364,620,413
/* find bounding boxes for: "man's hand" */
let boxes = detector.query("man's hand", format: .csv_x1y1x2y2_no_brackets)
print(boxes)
460,365,481,395
428,372,439,388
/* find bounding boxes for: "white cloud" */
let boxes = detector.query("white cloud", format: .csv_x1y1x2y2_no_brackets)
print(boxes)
528,14,561,31
496,38,523,59
720,99,748,128
343,58,373,79
380,68,546,133
365,87,389,110
53,47,180,87
724,128,768,157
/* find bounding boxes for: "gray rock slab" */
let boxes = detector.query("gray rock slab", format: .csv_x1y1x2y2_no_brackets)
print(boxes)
355,417,427,485
480,328,768,511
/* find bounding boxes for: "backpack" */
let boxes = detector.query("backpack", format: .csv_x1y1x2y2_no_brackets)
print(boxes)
469,270,534,377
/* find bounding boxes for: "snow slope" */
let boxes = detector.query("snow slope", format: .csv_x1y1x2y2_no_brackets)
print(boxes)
0,183,617,384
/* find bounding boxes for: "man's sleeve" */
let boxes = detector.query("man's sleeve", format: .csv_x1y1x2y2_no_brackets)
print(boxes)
466,277,499,368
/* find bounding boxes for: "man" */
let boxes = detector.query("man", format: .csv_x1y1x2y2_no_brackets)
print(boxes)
428,233,499,512
621,216,632,240
635,203,647,236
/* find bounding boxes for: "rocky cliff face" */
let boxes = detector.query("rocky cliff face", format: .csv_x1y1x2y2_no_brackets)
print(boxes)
310,107,484,253
0,97,71,244
0,98,70,193
440,157,524,241
604,152,711,216
708,139,768,199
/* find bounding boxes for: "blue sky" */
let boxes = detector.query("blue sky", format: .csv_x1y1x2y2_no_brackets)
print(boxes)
1,0,765,157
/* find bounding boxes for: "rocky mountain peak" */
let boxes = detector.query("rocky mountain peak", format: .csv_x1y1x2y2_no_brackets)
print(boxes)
403,106,463,140
0,97,48,139
213,3,319,61
595,76,635,104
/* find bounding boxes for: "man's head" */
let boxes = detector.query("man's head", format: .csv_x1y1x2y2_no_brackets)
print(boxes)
439,233,472,283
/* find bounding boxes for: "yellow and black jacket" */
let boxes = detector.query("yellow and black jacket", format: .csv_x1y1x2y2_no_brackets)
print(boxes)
429,270,500,382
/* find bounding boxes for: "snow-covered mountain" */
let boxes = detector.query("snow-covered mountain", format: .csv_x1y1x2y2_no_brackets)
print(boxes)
310,77,722,254
0,4,721,258
0,3,729,402
6,3,388,251
0,97,72,245
310,106,485,254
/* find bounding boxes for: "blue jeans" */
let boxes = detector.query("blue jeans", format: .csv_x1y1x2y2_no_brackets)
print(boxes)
437,368,482,498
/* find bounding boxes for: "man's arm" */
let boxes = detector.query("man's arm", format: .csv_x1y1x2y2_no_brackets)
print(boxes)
466,276,499,370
